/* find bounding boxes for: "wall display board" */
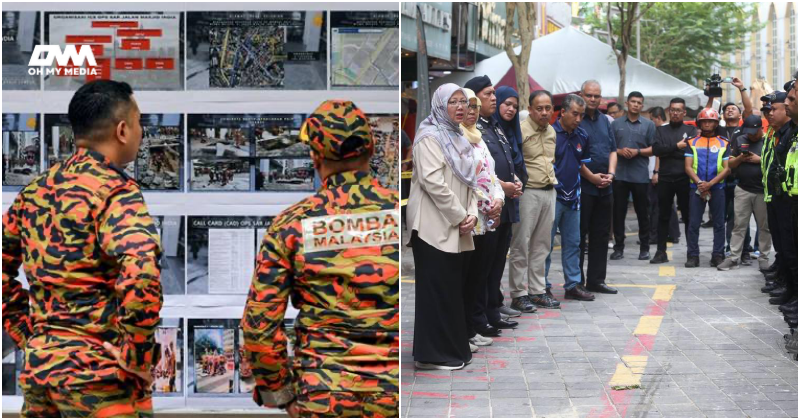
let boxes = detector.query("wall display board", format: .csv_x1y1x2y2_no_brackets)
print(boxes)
2,11,41,90
187,11,327,90
331,11,399,89
2,113,40,188
2,2,398,415
44,12,184,91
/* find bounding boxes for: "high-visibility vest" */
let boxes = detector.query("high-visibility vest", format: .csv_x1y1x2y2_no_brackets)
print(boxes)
783,134,799,197
762,127,777,201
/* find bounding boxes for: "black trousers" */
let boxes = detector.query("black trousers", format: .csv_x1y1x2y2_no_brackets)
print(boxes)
648,182,681,242
411,233,472,364
613,180,650,253
656,180,691,252
465,228,499,334
473,222,512,327
774,195,798,295
580,193,612,286
767,200,784,285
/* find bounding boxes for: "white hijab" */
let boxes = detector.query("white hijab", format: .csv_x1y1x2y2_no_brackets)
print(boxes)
415,83,477,188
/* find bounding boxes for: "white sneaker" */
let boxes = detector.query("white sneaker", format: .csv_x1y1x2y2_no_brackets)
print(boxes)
415,361,465,370
470,334,493,346
469,342,479,353
608,241,614,249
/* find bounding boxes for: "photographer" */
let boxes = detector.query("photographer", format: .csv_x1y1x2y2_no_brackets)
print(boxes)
716,115,771,272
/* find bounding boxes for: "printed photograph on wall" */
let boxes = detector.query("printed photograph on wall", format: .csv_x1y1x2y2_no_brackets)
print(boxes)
368,114,400,190
187,11,327,90
44,12,184,91
188,319,236,394
330,11,398,89
2,11,41,90
2,113,40,188
153,215,186,295
151,318,184,395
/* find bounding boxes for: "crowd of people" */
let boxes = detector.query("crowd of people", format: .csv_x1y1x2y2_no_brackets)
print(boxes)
406,72,799,370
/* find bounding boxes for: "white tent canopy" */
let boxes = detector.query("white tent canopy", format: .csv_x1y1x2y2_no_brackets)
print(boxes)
433,27,708,110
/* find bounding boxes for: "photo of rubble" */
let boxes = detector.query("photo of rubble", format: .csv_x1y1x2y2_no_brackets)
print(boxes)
253,114,306,157
2,113,40,187
369,115,400,190
44,114,75,168
256,158,314,192
136,114,183,190
190,159,251,191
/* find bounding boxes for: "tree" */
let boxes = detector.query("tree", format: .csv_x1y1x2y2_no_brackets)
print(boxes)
582,2,761,90
504,3,536,104
602,3,655,104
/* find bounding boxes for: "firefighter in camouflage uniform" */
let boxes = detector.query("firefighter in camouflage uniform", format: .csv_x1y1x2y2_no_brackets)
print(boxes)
2,80,162,417
242,100,399,417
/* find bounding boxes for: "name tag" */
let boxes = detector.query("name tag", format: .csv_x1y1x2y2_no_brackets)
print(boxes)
302,210,400,252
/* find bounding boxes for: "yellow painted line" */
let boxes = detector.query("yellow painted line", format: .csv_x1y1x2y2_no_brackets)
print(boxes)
401,171,412,179
609,359,643,389
666,242,674,248
634,315,664,335
401,279,415,283
401,198,408,207
652,284,677,301
666,251,673,260
659,265,675,277
622,355,648,374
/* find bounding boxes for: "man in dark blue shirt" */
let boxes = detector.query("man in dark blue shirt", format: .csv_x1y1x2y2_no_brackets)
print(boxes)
578,80,618,295
545,94,595,301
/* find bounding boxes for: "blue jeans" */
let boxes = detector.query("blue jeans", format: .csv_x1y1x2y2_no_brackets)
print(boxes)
545,200,581,290
688,188,726,257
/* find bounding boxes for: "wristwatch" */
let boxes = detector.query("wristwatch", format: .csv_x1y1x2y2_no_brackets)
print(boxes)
609,173,616,180
652,170,659,175
740,87,747,92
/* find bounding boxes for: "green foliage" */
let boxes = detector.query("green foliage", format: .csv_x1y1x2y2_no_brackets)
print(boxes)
580,2,763,85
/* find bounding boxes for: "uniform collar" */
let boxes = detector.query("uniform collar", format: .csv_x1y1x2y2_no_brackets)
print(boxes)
625,115,642,124
583,110,600,122
73,147,132,181
527,116,548,132
322,170,374,189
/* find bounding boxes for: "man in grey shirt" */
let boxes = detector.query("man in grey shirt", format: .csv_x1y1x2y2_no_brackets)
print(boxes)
610,91,657,260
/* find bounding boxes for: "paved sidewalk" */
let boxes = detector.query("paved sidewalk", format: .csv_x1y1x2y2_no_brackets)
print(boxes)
400,213,798,418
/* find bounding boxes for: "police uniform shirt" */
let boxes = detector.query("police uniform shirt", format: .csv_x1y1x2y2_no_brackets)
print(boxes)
476,115,519,224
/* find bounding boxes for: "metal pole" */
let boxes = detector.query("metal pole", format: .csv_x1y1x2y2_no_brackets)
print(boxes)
636,17,640,59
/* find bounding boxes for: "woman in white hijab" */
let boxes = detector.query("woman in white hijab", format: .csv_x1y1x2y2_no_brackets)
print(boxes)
407,83,478,370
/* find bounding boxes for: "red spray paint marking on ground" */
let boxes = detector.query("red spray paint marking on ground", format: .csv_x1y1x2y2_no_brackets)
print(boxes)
516,336,537,341
450,394,477,400
537,310,562,319
412,391,449,398
492,336,515,342
414,372,451,379
489,359,508,369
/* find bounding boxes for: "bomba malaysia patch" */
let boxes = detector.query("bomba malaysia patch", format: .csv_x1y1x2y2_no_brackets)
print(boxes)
302,210,400,252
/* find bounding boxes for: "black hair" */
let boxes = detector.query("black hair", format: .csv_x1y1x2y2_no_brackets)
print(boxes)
722,102,741,113
627,91,644,101
529,89,553,106
606,102,620,112
648,106,666,121
669,97,686,107
68,80,135,141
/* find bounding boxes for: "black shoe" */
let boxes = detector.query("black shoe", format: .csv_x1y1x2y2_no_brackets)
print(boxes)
475,324,502,337
779,300,798,313
770,287,788,298
762,262,780,274
770,291,792,305
701,220,713,228
610,250,624,260
586,283,618,294
638,251,651,260
510,296,537,313
650,251,669,264
762,282,780,293
685,256,699,268
564,286,595,301
666,236,679,244
545,287,554,298
710,254,725,267
765,271,781,281
529,293,561,309
491,319,519,329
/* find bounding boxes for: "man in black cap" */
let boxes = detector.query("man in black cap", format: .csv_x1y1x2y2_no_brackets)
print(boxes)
716,114,772,271
463,75,524,331
761,91,794,305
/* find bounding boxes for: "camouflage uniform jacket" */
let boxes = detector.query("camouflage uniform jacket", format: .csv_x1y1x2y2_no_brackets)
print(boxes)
2,148,163,388
242,170,399,405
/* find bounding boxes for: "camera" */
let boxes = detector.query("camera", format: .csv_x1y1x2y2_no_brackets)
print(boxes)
704,73,725,98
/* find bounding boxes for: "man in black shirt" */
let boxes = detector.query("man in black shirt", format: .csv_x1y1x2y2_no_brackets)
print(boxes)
716,115,771,271
650,98,697,264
